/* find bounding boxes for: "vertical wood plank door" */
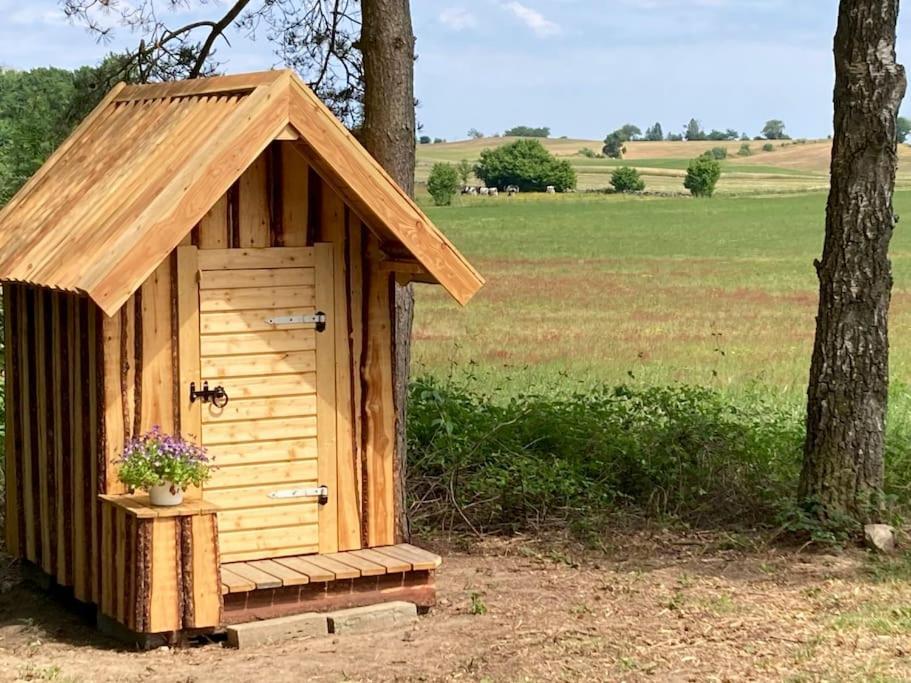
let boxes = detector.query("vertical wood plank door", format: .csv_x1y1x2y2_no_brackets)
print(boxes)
180,245,338,563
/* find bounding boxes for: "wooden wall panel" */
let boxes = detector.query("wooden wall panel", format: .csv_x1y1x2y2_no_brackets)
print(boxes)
321,182,361,550
140,259,175,433
20,287,36,563
363,236,397,547
198,195,229,249
281,143,309,247
3,287,101,599
315,243,339,554
3,285,20,556
238,151,270,248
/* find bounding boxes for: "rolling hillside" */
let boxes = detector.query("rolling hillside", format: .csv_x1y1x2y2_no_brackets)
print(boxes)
416,136,911,195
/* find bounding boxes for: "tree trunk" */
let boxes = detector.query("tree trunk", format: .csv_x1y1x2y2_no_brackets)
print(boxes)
360,0,416,541
800,0,906,522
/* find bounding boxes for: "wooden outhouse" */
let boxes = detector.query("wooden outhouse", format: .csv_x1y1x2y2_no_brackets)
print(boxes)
0,70,482,638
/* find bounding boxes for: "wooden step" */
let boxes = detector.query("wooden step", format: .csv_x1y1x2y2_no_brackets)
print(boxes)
220,543,441,594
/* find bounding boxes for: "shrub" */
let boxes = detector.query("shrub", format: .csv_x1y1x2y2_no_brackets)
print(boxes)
684,156,722,197
418,135,431,144
705,146,727,160
407,377,804,532
762,143,775,152
610,166,645,193
474,139,577,192
737,142,752,157
426,162,461,206
578,147,599,159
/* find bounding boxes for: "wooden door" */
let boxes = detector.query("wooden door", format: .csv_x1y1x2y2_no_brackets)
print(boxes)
177,245,338,563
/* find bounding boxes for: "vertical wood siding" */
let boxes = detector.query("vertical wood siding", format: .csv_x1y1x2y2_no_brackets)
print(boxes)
3,285,104,601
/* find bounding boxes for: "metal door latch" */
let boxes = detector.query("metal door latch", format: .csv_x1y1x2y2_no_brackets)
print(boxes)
267,485,329,505
189,381,229,408
264,311,327,332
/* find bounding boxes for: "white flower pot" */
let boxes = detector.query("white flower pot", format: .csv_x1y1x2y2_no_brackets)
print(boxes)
149,482,184,506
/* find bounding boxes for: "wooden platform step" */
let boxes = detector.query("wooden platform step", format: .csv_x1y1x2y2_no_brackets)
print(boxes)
220,544,442,594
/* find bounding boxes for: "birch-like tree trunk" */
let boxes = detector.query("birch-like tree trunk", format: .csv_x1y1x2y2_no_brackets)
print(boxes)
800,0,906,521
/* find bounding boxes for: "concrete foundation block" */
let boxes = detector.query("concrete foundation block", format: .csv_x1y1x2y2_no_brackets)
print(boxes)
226,612,329,649
327,600,418,635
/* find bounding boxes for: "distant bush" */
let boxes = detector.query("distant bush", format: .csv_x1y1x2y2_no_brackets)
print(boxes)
737,143,752,157
610,166,645,193
762,143,775,152
709,147,728,160
426,163,461,206
684,156,722,197
666,133,684,142
474,139,577,192
433,137,446,144
407,378,804,531
418,135,431,144
578,147,600,159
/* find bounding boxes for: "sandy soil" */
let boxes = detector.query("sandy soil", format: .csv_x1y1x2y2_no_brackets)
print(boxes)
1,531,910,682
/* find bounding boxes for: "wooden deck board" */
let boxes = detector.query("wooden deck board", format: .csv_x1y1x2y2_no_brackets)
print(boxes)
245,559,310,586
221,544,440,593
225,562,283,590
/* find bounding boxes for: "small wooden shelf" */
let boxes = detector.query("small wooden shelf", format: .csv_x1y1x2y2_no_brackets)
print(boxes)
99,493,218,518
98,495,222,633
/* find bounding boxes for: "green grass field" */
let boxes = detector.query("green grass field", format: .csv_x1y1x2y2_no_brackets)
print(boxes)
411,190,911,398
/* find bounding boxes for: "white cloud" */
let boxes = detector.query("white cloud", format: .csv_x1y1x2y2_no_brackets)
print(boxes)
502,1,561,37
439,7,477,31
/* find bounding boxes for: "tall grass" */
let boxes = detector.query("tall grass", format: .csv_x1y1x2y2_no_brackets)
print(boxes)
407,376,911,534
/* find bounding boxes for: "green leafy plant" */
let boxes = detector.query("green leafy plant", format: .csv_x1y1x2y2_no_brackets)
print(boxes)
684,156,722,197
610,166,645,193
737,142,752,157
762,142,775,152
117,426,213,493
469,592,488,615
426,162,461,206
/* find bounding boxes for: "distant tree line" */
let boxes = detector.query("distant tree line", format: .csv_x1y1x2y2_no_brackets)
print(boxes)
599,118,795,158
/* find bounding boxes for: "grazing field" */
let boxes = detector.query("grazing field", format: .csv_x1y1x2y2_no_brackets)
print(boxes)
412,190,911,396
416,136,911,194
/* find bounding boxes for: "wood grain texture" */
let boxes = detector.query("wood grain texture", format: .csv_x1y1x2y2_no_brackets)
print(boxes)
238,151,270,248
280,142,309,246
363,237,396,547
176,247,201,444
3,286,19,556
320,186,361,551
315,242,339,554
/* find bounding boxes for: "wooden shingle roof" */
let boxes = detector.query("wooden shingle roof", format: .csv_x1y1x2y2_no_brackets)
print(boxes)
0,70,483,315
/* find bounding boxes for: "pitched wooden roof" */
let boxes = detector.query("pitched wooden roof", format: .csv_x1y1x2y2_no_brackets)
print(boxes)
0,70,483,315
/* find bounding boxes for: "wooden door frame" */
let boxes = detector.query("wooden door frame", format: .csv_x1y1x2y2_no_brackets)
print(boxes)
175,244,339,556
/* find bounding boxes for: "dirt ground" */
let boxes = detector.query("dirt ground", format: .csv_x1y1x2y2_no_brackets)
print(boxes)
1,531,910,682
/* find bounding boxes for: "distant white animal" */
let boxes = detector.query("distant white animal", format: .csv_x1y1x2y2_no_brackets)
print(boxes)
489,187,498,196
546,185,556,194
479,187,490,195
506,185,519,196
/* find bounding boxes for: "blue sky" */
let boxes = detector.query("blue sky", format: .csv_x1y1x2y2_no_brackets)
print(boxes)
1,1,909,140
